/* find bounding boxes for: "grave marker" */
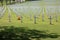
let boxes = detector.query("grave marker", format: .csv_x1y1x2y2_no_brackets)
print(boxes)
42,8,44,22
8,13,11,22
8,7,11,22
55,6,58,22
20,16,23,23
34,15,37,24
48,16,53,25
55,15,58,22
0,7,6,19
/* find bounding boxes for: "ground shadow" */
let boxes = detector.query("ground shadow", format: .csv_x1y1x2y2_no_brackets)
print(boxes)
0,26,60,40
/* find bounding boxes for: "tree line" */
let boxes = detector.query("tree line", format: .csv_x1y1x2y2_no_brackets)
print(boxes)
0,0,15,6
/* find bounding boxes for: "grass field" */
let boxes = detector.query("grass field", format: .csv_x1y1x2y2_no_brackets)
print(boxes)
0,1,60,40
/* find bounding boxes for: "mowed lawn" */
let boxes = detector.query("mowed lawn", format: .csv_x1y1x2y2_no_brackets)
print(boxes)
0,1,60,40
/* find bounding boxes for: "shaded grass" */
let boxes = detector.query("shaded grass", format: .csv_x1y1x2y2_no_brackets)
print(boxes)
0,26,60,40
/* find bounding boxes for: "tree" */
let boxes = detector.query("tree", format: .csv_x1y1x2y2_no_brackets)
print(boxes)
0,0,3,6
9,0,11,4
5,0,8,5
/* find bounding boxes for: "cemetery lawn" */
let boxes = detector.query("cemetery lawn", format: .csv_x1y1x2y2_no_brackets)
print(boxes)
0,9,60,40
0,1,60,40
0,6,60,33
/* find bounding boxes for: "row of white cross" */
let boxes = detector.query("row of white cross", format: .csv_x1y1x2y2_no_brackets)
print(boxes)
9,5,60,16
0,6,6,19
7,5,60,24
15,0,25,2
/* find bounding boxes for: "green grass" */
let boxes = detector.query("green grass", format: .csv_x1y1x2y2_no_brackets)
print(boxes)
0,2,60,40
0,5,60,33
